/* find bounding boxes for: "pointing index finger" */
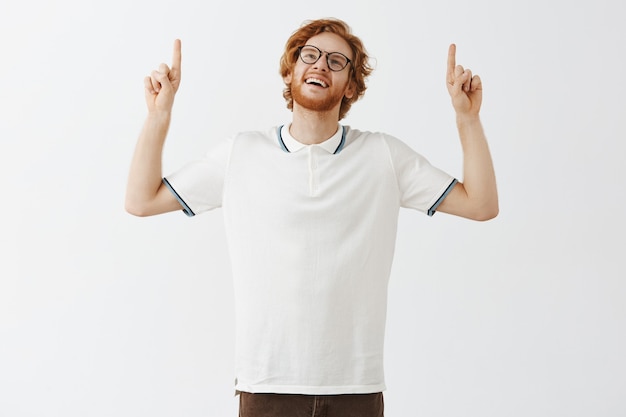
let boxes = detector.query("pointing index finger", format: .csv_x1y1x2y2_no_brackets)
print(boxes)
172,39,182,72
447,43,456,82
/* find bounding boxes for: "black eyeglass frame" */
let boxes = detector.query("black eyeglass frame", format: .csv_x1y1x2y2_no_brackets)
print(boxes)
297,45,352,72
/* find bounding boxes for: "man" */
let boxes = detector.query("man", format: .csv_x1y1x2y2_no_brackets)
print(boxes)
126,18,497,417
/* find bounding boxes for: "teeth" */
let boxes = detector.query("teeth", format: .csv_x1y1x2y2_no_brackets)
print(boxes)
306,78,328,87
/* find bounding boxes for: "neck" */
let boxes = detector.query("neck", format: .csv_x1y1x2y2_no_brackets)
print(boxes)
290,104,341,145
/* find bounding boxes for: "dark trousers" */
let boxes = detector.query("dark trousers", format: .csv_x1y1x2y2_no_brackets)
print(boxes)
238,392,384,417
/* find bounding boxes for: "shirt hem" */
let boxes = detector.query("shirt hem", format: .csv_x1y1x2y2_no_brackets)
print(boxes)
235,382,387,396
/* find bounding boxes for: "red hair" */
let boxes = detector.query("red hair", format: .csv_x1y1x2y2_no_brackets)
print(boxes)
279,18,373,120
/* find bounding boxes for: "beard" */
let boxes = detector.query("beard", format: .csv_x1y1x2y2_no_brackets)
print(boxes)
290,80,345,114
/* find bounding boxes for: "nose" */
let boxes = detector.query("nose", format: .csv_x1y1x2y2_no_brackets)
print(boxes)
312,53,330,71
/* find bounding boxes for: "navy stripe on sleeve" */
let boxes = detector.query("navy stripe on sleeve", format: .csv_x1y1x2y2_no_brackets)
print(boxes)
162,178,195,217
427,178,458,216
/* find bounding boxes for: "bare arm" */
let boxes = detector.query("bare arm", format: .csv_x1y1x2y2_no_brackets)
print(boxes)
436,44,498,221
125,40,183,217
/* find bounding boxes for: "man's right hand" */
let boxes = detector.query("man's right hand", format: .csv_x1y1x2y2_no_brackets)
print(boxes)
144,39,182,113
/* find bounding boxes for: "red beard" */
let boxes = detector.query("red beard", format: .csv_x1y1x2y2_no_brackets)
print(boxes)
290,79,344,113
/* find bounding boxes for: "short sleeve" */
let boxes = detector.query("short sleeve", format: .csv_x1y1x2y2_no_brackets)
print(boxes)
163,139,233,217
384,135,457,216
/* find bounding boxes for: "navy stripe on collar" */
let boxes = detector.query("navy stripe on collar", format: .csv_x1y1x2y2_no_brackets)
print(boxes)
277,125,347,154
334,126,347,154
277,125,290,152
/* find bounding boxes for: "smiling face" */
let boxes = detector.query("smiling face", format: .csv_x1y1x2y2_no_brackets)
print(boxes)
283,32,356,116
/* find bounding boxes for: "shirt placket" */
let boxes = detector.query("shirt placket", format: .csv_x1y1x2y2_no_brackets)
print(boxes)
308,146,321,197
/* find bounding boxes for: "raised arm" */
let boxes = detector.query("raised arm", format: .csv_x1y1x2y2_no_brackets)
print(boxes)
125,39,183,217
436,44,499,221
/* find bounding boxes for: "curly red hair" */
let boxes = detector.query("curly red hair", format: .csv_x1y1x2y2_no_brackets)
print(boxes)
279,18,373,120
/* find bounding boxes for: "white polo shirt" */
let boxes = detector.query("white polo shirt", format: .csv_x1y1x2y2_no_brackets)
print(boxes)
163,124,457,395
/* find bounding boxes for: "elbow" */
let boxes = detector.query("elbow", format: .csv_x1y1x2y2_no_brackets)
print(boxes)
472,201,499,221
125,199,151,217
474,208,498,221
469,187,499,221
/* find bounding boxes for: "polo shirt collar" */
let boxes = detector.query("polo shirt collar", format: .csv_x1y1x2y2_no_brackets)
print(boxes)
278,124,346,154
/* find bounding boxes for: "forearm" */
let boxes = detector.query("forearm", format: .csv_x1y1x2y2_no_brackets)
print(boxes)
456,115,499,219
125,112,172,214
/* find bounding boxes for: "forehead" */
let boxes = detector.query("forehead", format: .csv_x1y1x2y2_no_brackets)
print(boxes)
305,32,353,58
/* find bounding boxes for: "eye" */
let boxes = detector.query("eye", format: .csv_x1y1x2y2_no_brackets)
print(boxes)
329,54,347,69
300,47,320,62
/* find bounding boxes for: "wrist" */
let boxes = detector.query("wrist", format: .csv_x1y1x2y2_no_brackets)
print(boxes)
146,110,172,126
142,111,172,140
455,113,481,127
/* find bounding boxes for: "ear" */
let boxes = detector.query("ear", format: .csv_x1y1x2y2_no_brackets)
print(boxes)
283,72,292,85
344,81,356,100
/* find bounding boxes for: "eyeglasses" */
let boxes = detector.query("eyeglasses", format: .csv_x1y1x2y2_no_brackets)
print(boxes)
298,45,352,72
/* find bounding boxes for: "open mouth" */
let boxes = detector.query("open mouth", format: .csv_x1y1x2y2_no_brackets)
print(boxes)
305,78,328,88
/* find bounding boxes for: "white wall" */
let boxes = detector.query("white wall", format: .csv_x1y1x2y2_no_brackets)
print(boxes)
1,0,624,416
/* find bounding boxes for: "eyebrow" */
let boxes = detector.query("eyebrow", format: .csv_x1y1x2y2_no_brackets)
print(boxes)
307,44,352,59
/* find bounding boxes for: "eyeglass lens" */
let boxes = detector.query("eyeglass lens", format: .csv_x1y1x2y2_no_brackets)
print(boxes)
300,46,349,71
